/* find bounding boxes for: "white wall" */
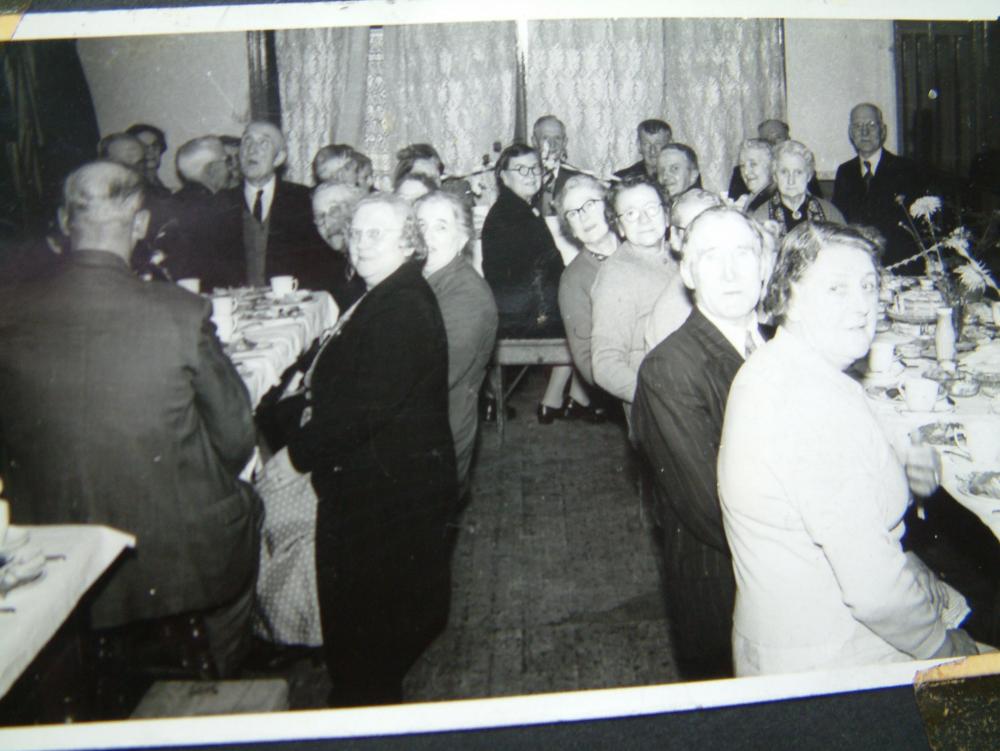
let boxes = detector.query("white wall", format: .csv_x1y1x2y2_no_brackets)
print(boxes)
77,32,251,189
785,19,898,180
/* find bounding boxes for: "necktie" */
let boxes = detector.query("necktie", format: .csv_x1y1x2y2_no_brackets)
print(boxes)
252,190,263,223
863,161,873,193
744,329,757,359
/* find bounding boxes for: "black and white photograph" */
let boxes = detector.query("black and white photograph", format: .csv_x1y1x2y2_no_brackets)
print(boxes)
0,1,999,747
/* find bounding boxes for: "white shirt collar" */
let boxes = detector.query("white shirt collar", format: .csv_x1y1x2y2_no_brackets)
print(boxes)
859,148,883,176
244,176,277,222
698,307,762,359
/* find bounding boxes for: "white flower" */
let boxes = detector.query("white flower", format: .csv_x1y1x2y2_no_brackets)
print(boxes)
909,196,942,222
956,261,988,293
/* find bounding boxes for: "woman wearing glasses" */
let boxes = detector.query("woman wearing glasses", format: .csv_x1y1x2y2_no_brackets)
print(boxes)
591,177,677,419
285,193,457,706
482,143,574,423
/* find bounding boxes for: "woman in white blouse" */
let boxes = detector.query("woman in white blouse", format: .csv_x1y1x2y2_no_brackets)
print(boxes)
718,221,984,676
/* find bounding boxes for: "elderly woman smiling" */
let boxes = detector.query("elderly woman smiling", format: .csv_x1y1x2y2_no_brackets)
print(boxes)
416,191,499,492
590,177,678,413
753,140,843,234
718,221,985,677
287,193,457,706
554,174,618,419
729,138,773,213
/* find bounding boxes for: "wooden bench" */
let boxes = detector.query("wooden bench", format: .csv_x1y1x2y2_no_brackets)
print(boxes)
492,338,572,443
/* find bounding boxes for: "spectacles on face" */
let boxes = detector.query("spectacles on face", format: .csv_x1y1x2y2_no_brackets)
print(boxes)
349,226,402,244
850,121,881,134
564,198,603,222
617,202,664,223
507,164,541,178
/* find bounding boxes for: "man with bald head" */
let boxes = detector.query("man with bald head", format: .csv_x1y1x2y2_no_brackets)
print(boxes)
633,207,771,680
0,161,260,681
833,102,927,267
216,120,327,289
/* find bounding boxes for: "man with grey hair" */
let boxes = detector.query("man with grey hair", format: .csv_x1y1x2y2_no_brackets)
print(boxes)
633,207,772,680
0,160,260,683
531,114,581,216
216,120,326,289
833,102,927,267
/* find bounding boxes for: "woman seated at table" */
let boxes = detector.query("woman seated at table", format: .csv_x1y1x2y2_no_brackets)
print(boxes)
482,143,573,423
590,177,677,415
753,140,843,236
285,193,457,706
728,138,773,213
554,174,618,419
415,190,499,494
718,221,986,676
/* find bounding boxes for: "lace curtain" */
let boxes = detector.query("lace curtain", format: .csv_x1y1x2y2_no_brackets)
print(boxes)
379,22,518,180
661,19,786,194
525,18,785,191
274,26,370,185
525,19,669,181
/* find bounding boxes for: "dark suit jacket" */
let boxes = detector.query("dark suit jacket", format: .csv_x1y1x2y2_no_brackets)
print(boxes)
614,160,653,181
427,254,499,490
215,178,330,289
833,149,927,268
482,184,564,338
0,250,259,629
288,261,456,682
536,163,581,216
632,308,764,674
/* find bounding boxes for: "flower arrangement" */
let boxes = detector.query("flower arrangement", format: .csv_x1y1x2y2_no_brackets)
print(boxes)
891,194,1000,302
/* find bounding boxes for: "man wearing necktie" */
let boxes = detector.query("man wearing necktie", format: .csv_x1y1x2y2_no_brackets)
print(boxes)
632,208,772,680
833,102,928,268
531,115,581,217
215,121,327,290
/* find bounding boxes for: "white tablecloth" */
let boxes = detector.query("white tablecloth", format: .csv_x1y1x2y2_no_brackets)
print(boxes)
222,290,339,408
0,525,135,698
864,339,1000,541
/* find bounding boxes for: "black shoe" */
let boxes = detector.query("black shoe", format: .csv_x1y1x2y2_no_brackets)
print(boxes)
563,397,608,423
537,403,561,424
481,397,516,423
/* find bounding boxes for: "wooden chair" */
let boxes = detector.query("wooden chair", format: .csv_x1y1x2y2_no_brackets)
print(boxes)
492,338,572,443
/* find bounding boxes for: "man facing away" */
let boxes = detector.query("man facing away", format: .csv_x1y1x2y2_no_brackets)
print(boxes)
632,207,771,680
0,160,261,680
833,102,927,268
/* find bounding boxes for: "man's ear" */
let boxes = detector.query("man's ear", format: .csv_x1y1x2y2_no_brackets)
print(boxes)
57,206,70,237
273,148,287,170
679,256,696,291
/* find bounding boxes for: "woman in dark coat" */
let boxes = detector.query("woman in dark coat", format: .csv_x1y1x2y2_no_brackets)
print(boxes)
286,193,456,707
481,143,571,422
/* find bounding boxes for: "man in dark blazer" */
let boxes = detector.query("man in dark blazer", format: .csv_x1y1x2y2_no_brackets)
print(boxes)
632,207,771,680
531,115,581,216
0,161,260,678
833,102,927,268
214,120,329,289
614,119,672,182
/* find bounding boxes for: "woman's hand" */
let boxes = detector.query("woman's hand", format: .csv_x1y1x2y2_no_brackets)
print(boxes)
906,443,942,498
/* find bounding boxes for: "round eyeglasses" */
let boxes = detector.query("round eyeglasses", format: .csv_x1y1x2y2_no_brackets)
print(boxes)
507,164,541,178
564,198,603,222
617,203,664,223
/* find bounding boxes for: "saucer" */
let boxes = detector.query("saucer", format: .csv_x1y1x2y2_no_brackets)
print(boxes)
863,360,905,386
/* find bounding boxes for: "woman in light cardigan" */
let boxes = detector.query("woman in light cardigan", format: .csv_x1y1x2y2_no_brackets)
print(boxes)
590,177,678,415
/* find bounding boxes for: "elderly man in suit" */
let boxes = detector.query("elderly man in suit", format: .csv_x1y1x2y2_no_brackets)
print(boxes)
632,207,771,680
833,103,927,268
614,119,672,182
0,161,260,679
532,115,581,216
216,120,328,289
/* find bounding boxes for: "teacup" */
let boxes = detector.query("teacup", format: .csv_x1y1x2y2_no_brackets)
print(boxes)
899,377,939,412
270,276,299,297
177,278,201,294
213,314,235,344
868,340,896,373
212,295,236,319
